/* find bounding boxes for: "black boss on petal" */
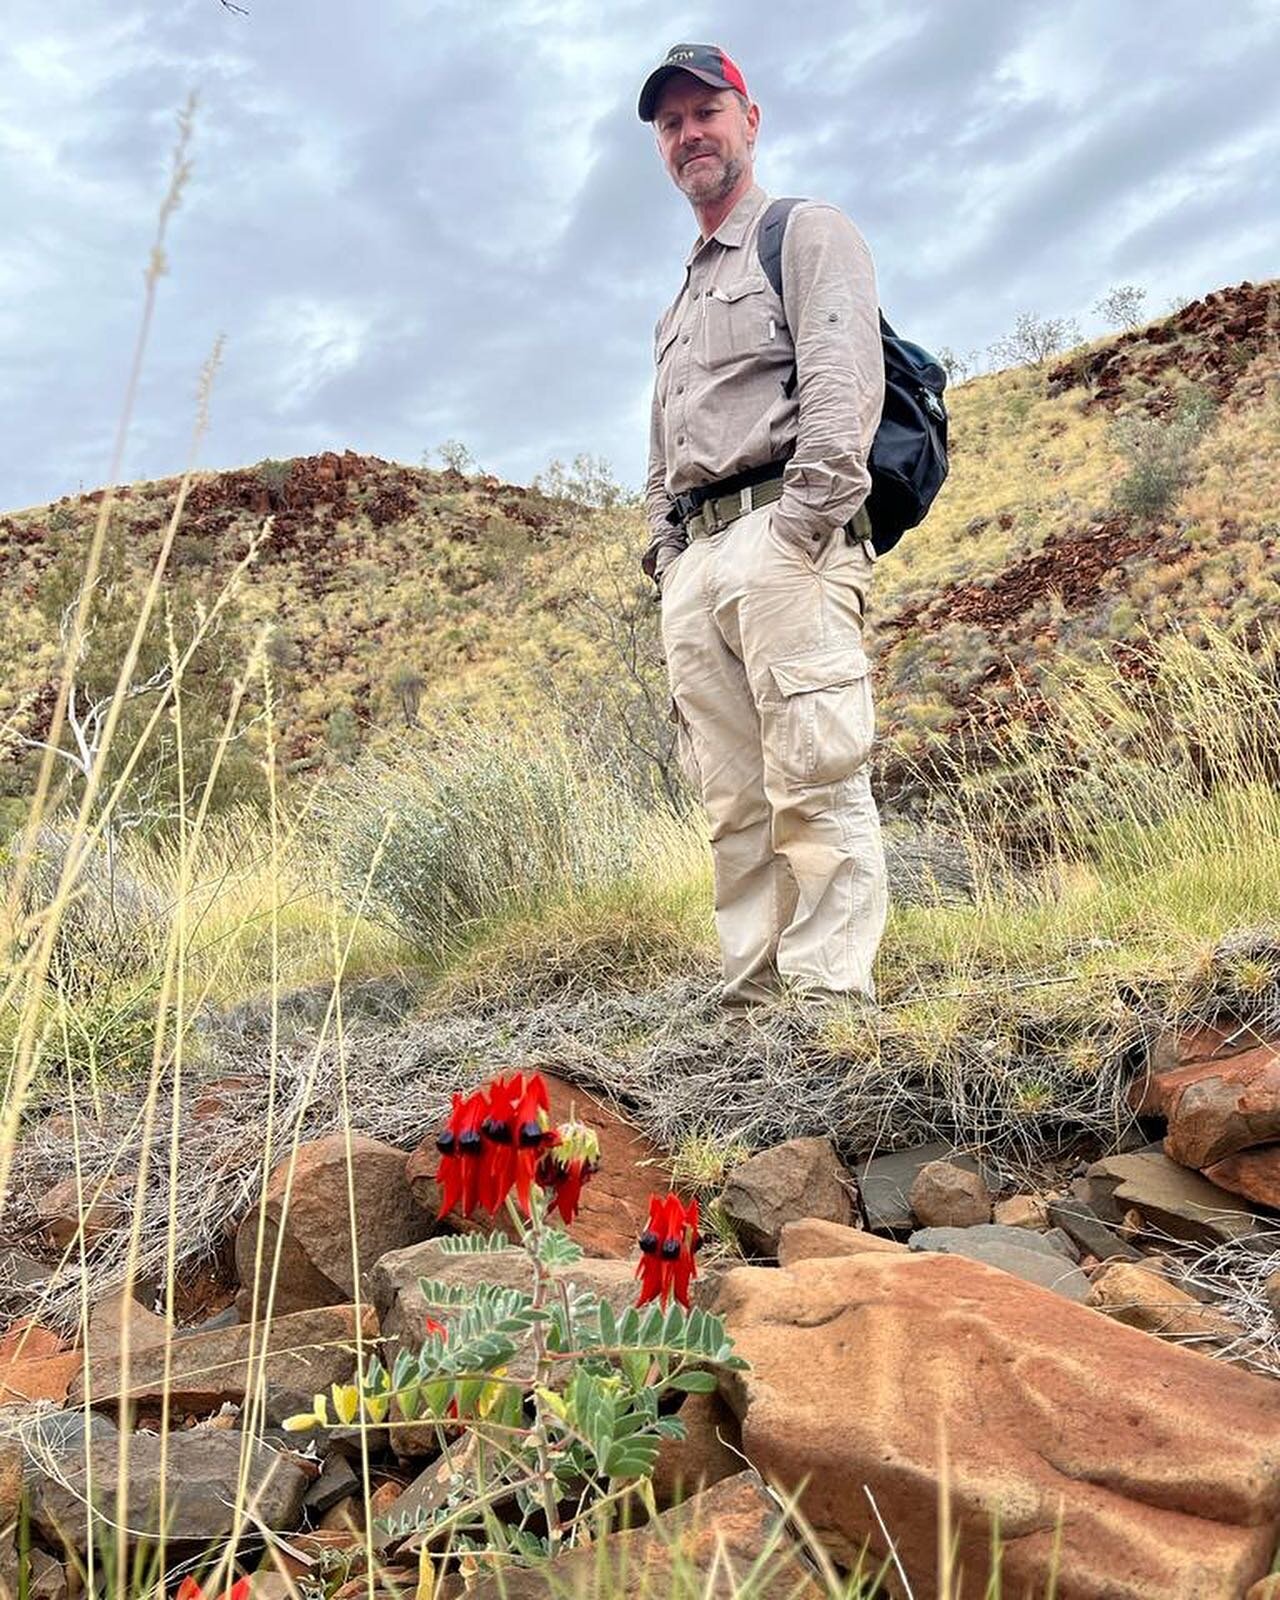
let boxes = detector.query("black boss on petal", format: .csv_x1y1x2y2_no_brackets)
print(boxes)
638,1230,658,1254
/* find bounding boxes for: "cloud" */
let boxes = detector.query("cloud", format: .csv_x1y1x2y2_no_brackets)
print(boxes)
1,0,1277,510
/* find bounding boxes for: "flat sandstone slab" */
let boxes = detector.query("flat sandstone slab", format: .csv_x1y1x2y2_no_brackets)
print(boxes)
716,1251,1280,1600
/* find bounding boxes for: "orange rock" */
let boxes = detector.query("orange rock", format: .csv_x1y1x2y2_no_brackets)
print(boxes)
1203,1143,1280,1209
1163,1047,1280,1168
0,1352,80,1406
0,1319,66,1363
776,1217,908,1266
35,1175,128,1251
717,1252,1280,1600
236,1134,431,1316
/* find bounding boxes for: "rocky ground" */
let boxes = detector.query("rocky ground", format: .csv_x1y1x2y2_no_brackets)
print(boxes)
1,1011,1279,1599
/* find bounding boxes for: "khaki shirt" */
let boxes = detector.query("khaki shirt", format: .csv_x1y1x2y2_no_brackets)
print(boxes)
643,183,884,579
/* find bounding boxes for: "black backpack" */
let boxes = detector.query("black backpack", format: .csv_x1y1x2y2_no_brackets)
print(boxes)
757,198,949,556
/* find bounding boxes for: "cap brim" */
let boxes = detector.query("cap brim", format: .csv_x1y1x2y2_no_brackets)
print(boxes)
637,64,732,121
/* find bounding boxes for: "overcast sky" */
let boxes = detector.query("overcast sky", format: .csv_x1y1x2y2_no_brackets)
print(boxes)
3,0,1277,511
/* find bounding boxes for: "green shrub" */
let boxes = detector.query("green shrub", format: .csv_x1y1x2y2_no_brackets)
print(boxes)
1110,391,1214,520
318,719,660,957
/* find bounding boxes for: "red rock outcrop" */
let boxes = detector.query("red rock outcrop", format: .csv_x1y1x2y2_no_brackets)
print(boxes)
717,1251,1280,1600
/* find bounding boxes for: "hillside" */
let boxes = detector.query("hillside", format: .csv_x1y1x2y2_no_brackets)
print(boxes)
1,278,1276,812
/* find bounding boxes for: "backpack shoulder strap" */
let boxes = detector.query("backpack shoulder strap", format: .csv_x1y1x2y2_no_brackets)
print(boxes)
756,197,803,298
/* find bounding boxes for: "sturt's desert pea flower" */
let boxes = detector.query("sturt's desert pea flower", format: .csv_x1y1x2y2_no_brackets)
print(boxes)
434,1088,489,1217
176,1577,250,1600
636,1193,701,1309
537,1119,601,1225
435,1073,561,1220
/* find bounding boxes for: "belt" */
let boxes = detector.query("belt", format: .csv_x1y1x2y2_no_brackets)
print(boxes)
672,461,788,539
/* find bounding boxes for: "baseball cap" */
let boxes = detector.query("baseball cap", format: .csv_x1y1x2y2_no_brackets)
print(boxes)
637,43,749,122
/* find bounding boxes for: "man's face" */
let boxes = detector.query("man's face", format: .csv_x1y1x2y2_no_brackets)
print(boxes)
652,76,759,206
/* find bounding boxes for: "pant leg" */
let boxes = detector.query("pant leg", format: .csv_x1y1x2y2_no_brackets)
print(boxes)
659,534,795,1005
712,507,888,999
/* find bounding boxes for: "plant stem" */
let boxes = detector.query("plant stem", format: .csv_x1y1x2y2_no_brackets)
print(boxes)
512,1192,565,1553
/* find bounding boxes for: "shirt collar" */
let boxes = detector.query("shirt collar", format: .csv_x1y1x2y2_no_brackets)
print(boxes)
685,183,770,264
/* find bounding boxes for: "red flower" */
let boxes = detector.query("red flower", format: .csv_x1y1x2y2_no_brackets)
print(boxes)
434,1074,557,1220
479,1072,554,1216
537,1120,600,1225
636,1193,700,1309
424,1316,447,1339
176,1577,250,1600
434,1089,488,1217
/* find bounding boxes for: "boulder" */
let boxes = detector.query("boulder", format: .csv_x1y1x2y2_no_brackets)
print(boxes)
0,1322,64,1364
907,1224,1091,1302
1265,1270,1280,1321
304,1455,361,1518
406,1073,673,1259
856,1142,987,1233
716,1252,1280,1599
1048,1199,1143,1262
0,1251,48,1289
0,1354,78,1408
1086,1262,1244,1347
719,1137,854,1257
460,1473,820,1600
25,1549,66,1600
1133,1023,1272,1113
908,1159,992,1228
993,1194,1049,1230
28,1431,308,1545
34,1176,128,1251
1203,1144,1280,1210
651,1389,743,1510
777,1217,908,1267
1157,1043,1280,1168
70,1304,375,1424
85,1289,169,1358
1084,1149,1261,1246
236,1134,431,1316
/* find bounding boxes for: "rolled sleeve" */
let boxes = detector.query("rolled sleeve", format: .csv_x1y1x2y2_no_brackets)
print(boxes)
769,205,884,552
642,380,686,584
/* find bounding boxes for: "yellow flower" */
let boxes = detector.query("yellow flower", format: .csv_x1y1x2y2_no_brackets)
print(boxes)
330,1383,360,1426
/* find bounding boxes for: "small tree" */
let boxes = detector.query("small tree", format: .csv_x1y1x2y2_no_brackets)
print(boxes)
427,439,478,476
390,663,426,727
533,454,641,511
1093,285,1147,332
936,346,974,385
988,312,1081,370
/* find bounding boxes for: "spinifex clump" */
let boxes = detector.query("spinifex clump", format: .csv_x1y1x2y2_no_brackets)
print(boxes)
284,1070,742,1570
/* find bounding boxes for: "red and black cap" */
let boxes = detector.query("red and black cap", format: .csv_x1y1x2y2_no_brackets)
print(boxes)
638,43,749,122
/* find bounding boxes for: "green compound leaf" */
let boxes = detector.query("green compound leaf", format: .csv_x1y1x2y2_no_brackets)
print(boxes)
604,1434,661,1480
433,1232,519,1255
667,1369,718,1394
537,1228,585,1268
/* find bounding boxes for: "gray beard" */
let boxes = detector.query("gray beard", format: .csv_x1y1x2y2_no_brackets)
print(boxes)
679,152,743,205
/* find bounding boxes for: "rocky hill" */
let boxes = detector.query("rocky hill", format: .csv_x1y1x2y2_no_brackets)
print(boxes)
2,279,1276,810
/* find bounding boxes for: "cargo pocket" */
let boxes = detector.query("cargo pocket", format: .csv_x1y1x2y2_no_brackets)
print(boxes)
765,643,874,787
669,699,704,795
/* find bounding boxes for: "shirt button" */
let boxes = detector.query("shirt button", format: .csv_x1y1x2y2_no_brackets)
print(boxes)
681,334,690,344
677,384,684,394
677,435,685,444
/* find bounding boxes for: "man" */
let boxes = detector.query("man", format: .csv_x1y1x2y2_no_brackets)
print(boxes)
639,42,888,1010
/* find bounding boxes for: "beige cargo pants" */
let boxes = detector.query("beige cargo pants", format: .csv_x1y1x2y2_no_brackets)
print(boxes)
660,504,888,1006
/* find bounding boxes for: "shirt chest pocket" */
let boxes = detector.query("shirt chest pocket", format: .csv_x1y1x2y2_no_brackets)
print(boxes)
701,272,773,368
